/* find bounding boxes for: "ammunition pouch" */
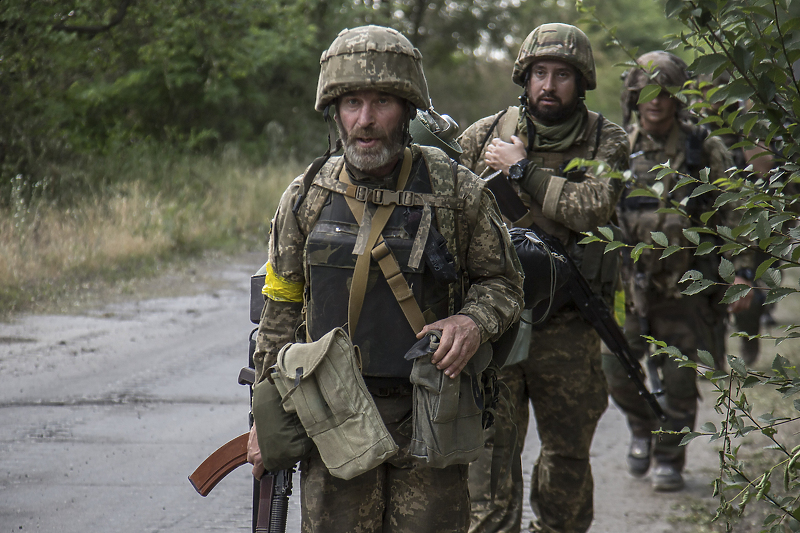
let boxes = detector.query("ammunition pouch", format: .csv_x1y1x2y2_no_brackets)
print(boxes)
405,332,493,467
269,327,398,480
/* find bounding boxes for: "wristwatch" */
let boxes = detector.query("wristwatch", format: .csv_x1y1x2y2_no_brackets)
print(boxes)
508,158,530,181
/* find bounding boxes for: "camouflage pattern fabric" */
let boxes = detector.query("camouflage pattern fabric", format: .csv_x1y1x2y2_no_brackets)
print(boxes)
606,121,740,468
512,24,597,89
253,146,523,533
315,25,429,111
459,107,627,533
300,392,470,532
469,313,607,533
458,107,628,234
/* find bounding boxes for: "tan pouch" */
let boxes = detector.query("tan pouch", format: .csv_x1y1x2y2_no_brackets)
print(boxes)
270,327,398,480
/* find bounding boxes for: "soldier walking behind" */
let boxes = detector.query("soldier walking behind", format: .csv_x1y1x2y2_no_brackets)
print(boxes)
458,23,629,533
603,51,753,492
246,25,524,533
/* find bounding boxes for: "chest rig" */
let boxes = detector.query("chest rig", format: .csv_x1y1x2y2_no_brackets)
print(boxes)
303,147,465,378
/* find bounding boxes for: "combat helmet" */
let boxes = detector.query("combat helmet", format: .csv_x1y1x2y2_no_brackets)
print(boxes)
512,23,596,90
315,25,430,112
621,51,690,125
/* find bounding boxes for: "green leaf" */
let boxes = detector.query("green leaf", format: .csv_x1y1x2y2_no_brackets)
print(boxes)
598,226,614,241
728,354,748,376
718,257,735,283
765,288,797,305
661,245,682,258
683,279,715,295
650,231,669,247
755,258,779,281
695,242,717,255
679,431,703,446
689,183,717,198
679,270,703,283
638,84,662,104
626,187,659,198
630,242,652,263
700,421,717,433
721,284,752,304
604,241,626,253
697,349,716,368
682,228,700,245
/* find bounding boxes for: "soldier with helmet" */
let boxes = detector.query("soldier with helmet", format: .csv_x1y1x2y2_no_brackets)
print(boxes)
458,23,629,533
604,50,752,491
246,25,523,533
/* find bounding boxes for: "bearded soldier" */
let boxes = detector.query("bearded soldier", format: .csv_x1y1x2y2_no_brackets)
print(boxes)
246,25,523,533
458,23,629,533
604,51,752,491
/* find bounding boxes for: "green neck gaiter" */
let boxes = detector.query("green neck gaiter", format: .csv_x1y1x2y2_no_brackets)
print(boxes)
519,102,588,152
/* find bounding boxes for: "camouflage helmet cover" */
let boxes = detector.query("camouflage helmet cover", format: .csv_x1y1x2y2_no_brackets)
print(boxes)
621,51,690,125
315,25,430,112
512,23,597,90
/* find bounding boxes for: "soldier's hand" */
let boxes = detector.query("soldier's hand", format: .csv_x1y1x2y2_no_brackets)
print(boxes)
247,424,265,480
485,136,527,175
418,314,481,378
728,275,755,314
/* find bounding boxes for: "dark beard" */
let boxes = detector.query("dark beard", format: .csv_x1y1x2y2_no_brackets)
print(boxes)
529,94,579,124
339,122,406,173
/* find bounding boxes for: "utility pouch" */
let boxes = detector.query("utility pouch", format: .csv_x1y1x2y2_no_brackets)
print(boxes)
251,375,314,472
405,332,492,467
270,327,398,480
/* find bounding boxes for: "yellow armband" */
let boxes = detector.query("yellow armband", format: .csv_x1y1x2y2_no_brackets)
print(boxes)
262,262,304,303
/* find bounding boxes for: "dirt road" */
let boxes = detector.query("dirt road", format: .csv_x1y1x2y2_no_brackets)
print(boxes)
0,252,734,532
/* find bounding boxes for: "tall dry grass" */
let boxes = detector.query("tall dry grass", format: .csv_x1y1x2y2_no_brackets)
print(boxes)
0,151,302,315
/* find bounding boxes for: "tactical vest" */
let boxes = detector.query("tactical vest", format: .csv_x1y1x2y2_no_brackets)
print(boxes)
300,145,481,378
621,122,719,292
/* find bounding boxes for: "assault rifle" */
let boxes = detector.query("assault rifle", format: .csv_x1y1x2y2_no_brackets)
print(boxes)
484,170,667,422
189,367,295,532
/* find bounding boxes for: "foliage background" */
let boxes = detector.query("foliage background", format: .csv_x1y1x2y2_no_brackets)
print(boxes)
0,0,683,206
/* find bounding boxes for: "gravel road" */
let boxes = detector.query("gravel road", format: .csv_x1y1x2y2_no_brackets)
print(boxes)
0,251,729,532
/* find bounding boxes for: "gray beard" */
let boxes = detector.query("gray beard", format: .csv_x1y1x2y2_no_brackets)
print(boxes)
339,123,406,173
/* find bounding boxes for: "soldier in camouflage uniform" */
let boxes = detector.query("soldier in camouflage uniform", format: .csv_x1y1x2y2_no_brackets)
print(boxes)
457,23,629,533
246,25,524,533
603,51,752,491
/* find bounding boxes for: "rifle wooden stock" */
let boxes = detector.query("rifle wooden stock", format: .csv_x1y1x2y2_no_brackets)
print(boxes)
189,432,250,496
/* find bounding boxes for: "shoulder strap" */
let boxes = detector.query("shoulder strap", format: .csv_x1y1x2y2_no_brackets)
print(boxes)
498,106,520,143
592,113,604,160
476,109,510,162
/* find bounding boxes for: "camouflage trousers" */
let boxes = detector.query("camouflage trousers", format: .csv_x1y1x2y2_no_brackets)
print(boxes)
300,390,471,533
469,311,608,533
602,293,726,467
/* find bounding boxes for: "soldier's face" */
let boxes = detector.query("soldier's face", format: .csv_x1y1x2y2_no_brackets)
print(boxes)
527,59,580,124
637,90,677,133
336,90,406,174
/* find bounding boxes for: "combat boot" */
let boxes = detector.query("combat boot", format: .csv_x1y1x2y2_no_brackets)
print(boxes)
626,435,651,477
651,463,684,491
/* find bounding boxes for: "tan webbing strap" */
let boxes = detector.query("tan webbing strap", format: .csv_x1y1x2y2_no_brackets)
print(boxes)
498,106,521,144
371,241,426,334
342,148,414,337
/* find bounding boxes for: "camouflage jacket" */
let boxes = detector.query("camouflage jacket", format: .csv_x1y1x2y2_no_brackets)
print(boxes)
253,145,524,381
458,104,629,237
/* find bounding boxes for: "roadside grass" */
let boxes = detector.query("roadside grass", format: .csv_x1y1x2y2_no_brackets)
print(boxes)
0,149,302,317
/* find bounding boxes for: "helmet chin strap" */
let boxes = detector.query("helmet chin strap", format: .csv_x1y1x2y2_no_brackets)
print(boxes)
402,102,417,147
